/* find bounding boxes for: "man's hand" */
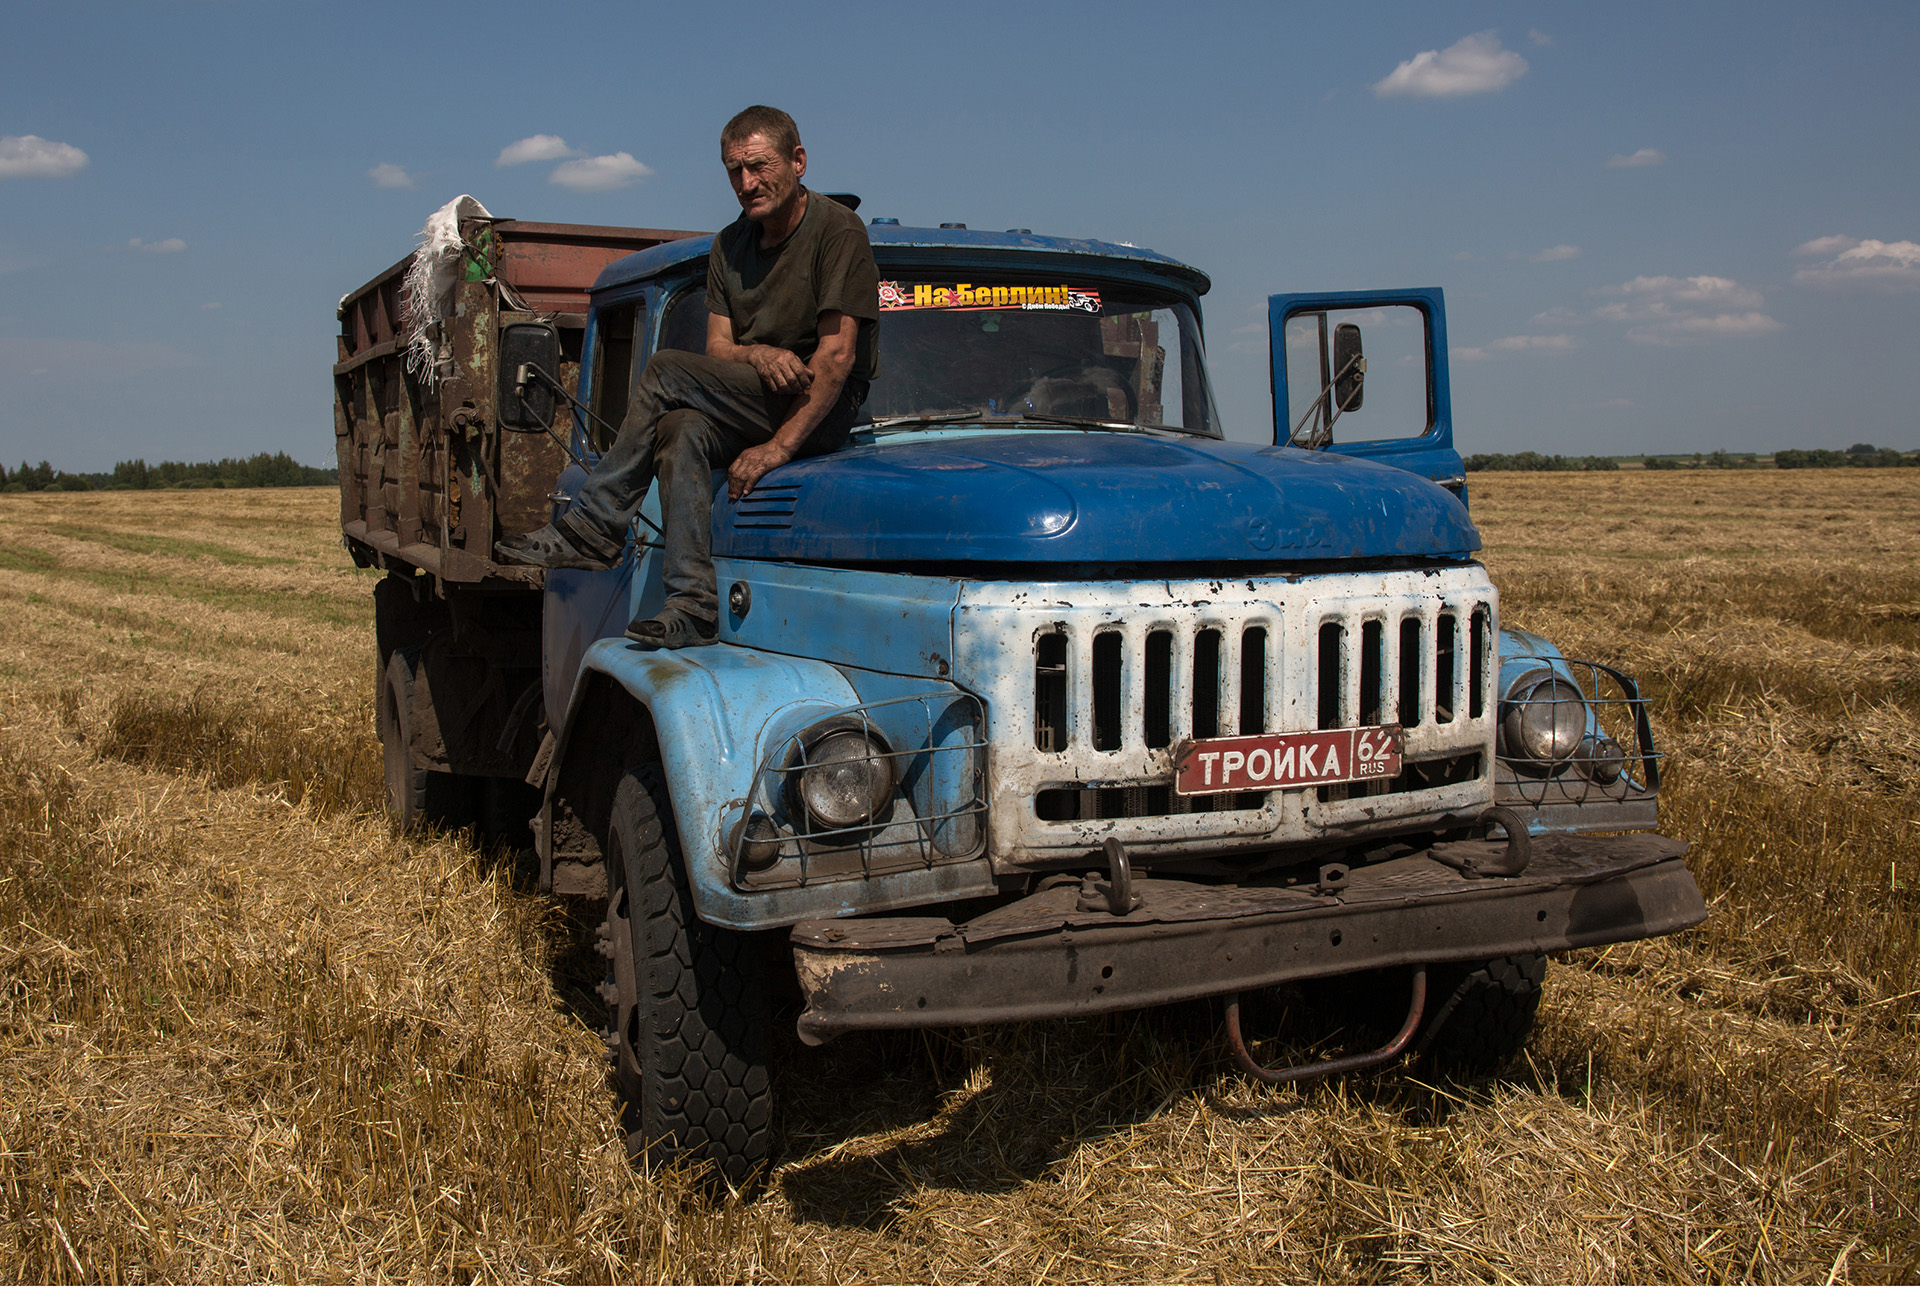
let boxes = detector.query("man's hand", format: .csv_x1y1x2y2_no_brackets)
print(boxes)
745,345,813,395
728,439,795,500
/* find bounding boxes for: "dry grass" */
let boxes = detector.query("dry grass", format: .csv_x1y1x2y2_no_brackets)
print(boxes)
1,477,1917,1282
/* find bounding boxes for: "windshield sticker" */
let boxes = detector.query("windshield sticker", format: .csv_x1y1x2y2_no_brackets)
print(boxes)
877,281,1102,314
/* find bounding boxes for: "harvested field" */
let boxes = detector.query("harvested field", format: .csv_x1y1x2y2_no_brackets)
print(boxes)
2,475,1916,1283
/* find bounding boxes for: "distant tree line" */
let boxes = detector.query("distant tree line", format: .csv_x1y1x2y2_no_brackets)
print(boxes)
1466,444,1916,472
1642,451,1761,471
0,452,336,493
1774,444,1917,469
1461,452,1621,472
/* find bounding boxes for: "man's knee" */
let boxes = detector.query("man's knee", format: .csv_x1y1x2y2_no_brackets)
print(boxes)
636,348,731,403
656,408,720,468
638,349,701,389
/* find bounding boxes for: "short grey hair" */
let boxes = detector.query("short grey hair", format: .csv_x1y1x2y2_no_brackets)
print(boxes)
721,105,801,156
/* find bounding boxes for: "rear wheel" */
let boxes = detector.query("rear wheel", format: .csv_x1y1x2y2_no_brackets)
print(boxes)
1417,954,1548,1074
601,765,772,1189
378,647,478,829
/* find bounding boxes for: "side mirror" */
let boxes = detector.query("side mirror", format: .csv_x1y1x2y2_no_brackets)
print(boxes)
1332,322,1366,413
497,323,559,432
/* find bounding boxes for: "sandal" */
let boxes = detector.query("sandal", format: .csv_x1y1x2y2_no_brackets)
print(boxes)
494,521,619,571
626,606,718,649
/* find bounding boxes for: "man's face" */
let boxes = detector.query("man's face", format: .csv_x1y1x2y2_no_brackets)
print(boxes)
723,132,806,223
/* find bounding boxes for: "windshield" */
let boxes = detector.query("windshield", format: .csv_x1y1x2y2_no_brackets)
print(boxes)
656,274,1221,437
869,278,1219,435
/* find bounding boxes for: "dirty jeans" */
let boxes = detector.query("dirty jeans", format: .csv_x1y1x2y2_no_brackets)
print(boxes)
562,350,861,623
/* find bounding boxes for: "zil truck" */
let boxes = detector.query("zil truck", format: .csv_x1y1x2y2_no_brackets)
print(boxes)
335,202,1705,1186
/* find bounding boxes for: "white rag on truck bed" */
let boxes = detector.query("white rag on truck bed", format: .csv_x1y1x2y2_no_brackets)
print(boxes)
401,193,491,384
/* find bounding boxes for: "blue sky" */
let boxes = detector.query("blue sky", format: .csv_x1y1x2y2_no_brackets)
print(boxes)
4,1,1916,470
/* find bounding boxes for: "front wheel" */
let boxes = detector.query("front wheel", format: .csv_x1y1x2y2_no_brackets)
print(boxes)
602,765,772,1189
1417,954,1548,1074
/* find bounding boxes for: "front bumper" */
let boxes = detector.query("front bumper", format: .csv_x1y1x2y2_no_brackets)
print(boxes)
791,832,1702,1043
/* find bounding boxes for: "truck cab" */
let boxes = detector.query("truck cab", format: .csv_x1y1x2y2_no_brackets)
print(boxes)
340,211,1702,1190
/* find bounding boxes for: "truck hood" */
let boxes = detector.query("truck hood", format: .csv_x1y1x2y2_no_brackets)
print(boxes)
715,432,1480,565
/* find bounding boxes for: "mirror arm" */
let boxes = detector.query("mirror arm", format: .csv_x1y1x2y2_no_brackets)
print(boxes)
511,367,668,541
510,362,591,474
1287,354,1365,446
518,362,625,442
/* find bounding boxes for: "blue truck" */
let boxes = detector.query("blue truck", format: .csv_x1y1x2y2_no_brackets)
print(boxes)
336,205,1705,1187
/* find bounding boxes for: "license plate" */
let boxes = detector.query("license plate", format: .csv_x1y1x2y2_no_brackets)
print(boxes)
1173,725,1402,795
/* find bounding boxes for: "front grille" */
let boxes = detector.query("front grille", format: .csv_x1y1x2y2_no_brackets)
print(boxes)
952,569,1499,864
1029,598,1489,775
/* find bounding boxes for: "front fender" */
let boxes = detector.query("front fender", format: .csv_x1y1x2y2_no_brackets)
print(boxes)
559,639,997,930
560,639,857,924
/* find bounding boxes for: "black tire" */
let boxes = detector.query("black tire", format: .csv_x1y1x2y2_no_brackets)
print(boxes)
1417,954,1548,1074
602,765,772,1189
378,647,478,830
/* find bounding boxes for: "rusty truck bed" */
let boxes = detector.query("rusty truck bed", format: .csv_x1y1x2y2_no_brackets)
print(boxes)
335,219,703,585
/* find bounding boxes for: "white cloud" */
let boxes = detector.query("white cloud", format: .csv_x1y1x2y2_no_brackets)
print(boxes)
1530,244,1582,262
1374,32,1528,99
1528,28,1555,46
1596,275,1765,312
200,302,221,311
1790,235,1920,292
0,134,89,179
1606,148,1666,168
127,237,186,254
1455,334,1577,362
367,162,416,189
1593,274,1780,344
1490,334,1577,353
1529,306,1583,327
1792,234,1858,258
497,134,582,167
1451,250,1475,262
549,151,653,192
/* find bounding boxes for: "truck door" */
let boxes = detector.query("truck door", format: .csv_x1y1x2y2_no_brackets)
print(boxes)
1268,287,1465,491
542,289,662,732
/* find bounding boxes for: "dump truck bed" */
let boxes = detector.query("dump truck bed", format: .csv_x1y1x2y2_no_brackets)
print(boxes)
334,219,703,584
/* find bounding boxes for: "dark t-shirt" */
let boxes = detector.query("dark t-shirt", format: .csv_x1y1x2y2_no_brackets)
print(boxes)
707,188,879,387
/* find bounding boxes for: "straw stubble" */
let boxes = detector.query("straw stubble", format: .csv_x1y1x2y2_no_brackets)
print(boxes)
0,475,1914,1282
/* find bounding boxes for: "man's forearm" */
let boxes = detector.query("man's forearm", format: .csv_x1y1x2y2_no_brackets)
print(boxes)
769,350,852,451
724,332,857,501
705,335,756,366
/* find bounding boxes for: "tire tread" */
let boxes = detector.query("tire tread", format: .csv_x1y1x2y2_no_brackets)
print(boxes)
604,765,771,1188
1420,953,1547,1074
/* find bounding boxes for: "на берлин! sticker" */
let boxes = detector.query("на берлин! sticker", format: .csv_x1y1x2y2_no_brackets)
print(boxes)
877,281,1102,313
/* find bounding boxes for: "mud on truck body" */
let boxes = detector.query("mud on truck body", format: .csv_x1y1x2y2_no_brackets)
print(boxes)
336,208,1705,1187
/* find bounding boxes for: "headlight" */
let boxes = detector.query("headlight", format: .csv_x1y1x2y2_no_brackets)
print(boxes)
727,812,784,871
787,723,897,829
1500,671,1586,768
1576,734,1626,785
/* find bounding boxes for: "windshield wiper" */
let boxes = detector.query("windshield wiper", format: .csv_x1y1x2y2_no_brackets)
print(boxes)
1001,414,1173,433
864,408,991,429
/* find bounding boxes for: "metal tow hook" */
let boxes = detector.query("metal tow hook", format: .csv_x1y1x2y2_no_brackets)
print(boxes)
1430,806,1533,879
1077,837,1142,915
1224,967,1428,1085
